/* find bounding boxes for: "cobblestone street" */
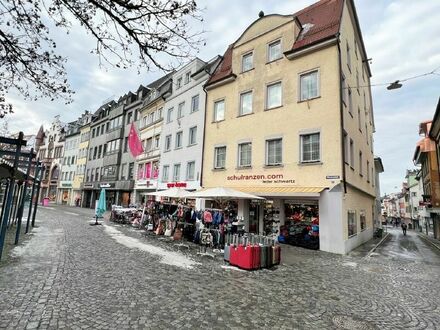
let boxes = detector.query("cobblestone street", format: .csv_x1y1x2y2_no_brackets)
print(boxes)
0,205,439,329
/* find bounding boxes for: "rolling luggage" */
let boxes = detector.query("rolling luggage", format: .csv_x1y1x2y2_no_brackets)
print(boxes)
224,234,231,262
237,244,254,270
273,244,281,265
259,236,267,269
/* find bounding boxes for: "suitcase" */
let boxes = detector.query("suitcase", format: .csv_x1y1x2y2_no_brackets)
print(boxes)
224,234,231,262
237,244,253,270
273,244,281,265
252,244,261,270
229,235,239,266
266,239,273,268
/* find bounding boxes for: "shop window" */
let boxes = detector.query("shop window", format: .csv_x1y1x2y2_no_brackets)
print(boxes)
267,39,281,62
348,210,357,236
165,135,172,152
189,126,197,146
239,91,253,116
214,146,226,169
186,161,195,180
266,82,282,109
242,51,253,72
238,142,252,167
360,210,366,231
214,99,225,122
162,165,169,182
300,133,320,163
191,95,199,113
175,131,183,149
177,102,185,119
299,70,319,101
266,139,282,166
173,164,181,181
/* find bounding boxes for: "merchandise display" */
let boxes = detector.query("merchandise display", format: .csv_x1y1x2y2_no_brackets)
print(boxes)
280,202,319,250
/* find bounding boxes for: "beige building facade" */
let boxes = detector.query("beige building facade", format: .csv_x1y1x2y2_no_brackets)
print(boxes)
202,0,376,254
73,114,92,206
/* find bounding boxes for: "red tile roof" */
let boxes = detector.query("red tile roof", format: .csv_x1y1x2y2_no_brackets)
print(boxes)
292,0,343,51
206,0,344,87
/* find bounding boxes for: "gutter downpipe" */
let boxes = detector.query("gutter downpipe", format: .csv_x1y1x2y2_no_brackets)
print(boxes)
336,32,347,194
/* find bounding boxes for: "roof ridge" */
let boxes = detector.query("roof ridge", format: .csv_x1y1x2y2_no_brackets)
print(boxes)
293,0,336,17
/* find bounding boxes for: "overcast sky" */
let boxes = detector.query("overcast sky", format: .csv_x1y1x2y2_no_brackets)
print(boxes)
4,0,440,195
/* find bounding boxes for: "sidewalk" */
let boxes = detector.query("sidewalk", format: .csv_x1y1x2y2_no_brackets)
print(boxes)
417,231,440,251
348,228,391,258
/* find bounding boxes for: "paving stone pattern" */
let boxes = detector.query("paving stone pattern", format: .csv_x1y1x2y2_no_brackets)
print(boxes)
0,206,439,329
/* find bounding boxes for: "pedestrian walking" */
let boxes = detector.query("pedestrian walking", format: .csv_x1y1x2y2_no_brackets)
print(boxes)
402,223,407,236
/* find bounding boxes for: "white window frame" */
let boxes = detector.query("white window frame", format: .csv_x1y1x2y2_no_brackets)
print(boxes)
241,51,253,72
300,132,321,163
185,72,191,84
188,126,197,146
299,69,320,101
214,146,226,169
167,108,173,123
186,161,195,181
162,165,169,182
239,90,253,116
265,138,282,166
267,39,282,62
175,131,183,149
238,142,252,168
177,102,185,119
165,134,172,152
214,99,225,122
173,164,181,182
191,94,199,113
266,81,282,110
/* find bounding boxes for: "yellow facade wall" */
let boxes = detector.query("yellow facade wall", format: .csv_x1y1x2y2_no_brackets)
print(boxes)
339,0,375,198
203,17,342,190
73,125,90,190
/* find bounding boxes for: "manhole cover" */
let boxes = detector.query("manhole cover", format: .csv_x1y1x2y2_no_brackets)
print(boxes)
332,315,376,329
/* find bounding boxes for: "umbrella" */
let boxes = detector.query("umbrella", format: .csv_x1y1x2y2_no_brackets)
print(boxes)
184,187,265,200
145,187,189,199
92,188,106,225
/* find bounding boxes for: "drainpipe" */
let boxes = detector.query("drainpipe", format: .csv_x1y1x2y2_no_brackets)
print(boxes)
200,85,208,188
336,32,347,194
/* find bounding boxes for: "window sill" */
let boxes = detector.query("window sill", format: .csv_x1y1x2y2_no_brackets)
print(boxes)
348,233,357,239
187,143,197,148
264,164,284,168
190,110,199,114
266,57,282,65
237,112,254,118
175,147,183,150
236,166,252,170
359,174,363,177
298,96,321,103
350,166,355,171
298,161,323,166
212,119,225,124
212,168,226,171
164,149,171,153
241,68,255,74
344,161,349,165
265,105,283,111
349,111,353,118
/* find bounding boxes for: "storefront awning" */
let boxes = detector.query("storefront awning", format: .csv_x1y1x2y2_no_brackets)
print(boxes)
234,186,326,198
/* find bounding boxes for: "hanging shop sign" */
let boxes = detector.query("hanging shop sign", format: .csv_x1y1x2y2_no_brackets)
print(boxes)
83,183,94,189
100,183,115,188
137,180,157,188
226,173,294,184
167,182,187,188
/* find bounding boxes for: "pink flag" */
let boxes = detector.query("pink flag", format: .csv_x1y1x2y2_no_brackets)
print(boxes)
128,123,143,157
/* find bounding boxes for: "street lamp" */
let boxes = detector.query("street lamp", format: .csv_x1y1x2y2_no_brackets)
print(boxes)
387,80,402,90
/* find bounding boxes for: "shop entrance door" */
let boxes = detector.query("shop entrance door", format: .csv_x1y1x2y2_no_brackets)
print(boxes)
249,202,260,234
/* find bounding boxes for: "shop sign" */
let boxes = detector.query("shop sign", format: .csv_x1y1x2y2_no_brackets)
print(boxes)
137,180,156,188
83,183,94,189
226,174,294,184
167,182,187,188
61,183,72,187
100,183,115,188
326,175,340,180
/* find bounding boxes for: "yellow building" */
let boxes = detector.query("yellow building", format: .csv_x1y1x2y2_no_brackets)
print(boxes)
202,0,375,254
74,115,92,207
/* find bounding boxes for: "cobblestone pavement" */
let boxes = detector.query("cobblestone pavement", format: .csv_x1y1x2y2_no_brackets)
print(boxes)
0,205,439,330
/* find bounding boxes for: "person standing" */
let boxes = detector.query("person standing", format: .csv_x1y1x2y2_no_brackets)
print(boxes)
402,223,407,236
